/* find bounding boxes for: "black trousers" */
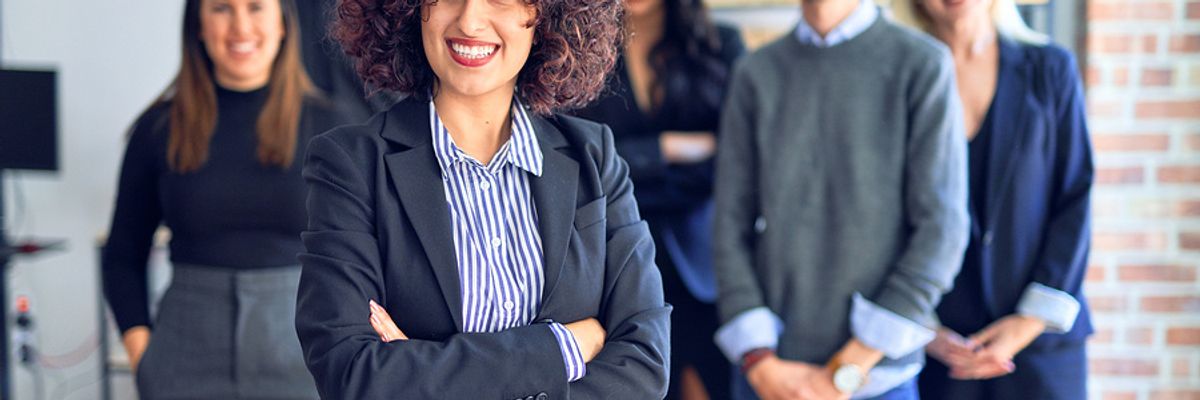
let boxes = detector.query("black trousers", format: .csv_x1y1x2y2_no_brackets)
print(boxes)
918,342,1087,400
656,240,731,400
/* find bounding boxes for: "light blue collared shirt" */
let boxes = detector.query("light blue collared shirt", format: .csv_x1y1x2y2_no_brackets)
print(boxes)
793,0,879,48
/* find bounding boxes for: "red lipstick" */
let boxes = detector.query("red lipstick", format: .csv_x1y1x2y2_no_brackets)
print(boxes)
446,38,499,68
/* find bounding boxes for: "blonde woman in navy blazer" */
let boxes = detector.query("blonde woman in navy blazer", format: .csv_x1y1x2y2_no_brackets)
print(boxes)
892,0,1094,398
293,0,670,399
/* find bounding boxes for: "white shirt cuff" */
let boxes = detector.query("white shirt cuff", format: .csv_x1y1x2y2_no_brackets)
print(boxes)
549,322,587,382
713,307,784,363
850,293,936,359
1016,282,1081,333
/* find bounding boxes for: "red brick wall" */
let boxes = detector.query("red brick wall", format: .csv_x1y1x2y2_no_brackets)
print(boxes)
1085,0,1200,397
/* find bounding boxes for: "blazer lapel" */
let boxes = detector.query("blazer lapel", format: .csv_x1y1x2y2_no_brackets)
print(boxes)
381,98,464,331
984,39,1034,232
528,116,578,309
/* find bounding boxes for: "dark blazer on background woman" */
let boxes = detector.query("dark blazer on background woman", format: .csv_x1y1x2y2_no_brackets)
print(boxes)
920,37,1094,399
294,97,671,399
575,24,744,303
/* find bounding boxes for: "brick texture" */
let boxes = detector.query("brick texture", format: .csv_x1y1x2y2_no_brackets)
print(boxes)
1085,0,1200,396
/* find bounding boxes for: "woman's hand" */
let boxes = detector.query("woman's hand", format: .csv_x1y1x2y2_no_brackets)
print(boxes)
660,131,716,164
368,300,409,342
564,317,606,362
122,326,151,372
950,315,1046,380
925,327,979,372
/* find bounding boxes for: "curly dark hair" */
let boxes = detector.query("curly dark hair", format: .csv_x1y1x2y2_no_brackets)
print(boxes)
332,0,623,115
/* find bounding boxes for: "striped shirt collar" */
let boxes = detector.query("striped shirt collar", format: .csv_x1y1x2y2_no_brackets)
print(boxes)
794,0,879,48
429,98,544,177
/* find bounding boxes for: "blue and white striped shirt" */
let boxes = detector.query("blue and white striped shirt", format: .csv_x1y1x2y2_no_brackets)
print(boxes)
430,99,587,382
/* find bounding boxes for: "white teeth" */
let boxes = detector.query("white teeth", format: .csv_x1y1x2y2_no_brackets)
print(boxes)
230,42,256,54
451,43,496,59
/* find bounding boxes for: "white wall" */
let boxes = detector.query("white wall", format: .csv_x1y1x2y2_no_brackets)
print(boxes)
2,1,182,399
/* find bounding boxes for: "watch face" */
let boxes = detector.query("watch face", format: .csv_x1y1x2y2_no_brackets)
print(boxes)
834,364,865,393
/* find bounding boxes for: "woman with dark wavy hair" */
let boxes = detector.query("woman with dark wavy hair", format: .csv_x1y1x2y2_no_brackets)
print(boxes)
574,0,744,398
102,0,348,398
293,0,671,398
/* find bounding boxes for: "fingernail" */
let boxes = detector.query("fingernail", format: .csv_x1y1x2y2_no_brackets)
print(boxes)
369,299,379,309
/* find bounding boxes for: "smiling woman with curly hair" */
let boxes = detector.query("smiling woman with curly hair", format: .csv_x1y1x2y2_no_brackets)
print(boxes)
292,0,671,398
332,0,622,115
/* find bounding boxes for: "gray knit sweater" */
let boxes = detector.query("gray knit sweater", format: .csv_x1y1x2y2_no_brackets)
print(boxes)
713,16,970,366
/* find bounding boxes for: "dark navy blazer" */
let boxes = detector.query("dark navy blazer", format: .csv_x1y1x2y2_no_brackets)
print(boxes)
294,97,671,399
936,38,1095,350
574,25,745,303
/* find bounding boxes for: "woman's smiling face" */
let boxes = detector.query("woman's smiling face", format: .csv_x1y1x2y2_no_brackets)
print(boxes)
422,0,538,99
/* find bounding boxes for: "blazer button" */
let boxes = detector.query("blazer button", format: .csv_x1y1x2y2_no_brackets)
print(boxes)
536,393,549,400
982,231,994,246
754,217,767,233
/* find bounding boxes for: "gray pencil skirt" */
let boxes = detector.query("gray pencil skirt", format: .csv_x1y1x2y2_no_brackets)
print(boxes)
136,264,318,400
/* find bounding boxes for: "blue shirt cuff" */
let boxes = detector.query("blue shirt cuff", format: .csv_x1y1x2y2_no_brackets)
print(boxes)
1016,282,1081,333
854,362,923,399
850,293,936,359
549,322,587,382
714,307,784,363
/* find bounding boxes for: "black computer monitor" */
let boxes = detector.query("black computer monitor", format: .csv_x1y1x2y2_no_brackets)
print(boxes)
0,68,58,171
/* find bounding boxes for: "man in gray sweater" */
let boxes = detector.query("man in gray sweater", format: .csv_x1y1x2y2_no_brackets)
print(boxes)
712,0,969,398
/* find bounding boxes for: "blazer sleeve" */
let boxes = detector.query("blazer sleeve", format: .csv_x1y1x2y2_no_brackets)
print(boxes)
866,49,970,329
566,124,672,399
296,133,580,399
712,61,769,323
1030,50,1093,295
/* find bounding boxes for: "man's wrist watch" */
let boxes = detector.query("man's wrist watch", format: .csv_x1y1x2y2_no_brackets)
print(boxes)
740,348,774,375
832,363,866,394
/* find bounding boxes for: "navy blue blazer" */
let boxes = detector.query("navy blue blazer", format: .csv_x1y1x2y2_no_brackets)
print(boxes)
936,38,1094,349
574,25,745,303
295,97,671,399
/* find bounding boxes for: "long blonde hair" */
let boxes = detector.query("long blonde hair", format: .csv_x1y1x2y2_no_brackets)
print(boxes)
888,0,1049,45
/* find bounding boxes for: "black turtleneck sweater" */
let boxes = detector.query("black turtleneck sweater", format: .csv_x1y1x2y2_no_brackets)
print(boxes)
102,86,349,333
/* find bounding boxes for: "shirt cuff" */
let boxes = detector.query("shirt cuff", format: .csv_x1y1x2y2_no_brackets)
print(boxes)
714,307,784,363
1016,282,1081,333
549,322,587,382
850,293,936,359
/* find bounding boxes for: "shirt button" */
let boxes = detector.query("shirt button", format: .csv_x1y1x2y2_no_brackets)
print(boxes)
503,301,515,311
492,237,502,247
479,180,491,190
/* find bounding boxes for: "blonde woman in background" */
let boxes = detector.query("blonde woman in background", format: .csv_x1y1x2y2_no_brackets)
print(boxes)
891,0,1094,398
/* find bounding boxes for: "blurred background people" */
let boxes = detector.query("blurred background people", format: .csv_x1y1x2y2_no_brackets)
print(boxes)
711,0,970,398
100,0,348,398
574,0,744,397
891,0,1095,398
295,0,397,122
